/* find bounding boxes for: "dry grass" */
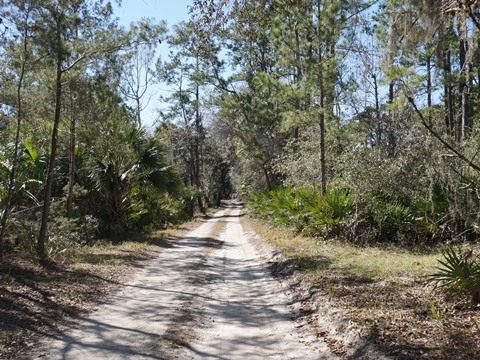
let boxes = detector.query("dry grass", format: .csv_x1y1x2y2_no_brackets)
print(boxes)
249,219,480,360
266,228,438,279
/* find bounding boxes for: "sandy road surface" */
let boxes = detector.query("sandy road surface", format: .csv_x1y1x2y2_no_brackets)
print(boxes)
30,201,334,359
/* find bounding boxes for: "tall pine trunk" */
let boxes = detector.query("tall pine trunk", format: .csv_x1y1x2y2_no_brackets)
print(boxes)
66,89,76,218
373,73,382,146
38,60,63,259
388,81,396,157
458,15,470,140
194,60,205,213
317,0,327,196
426,52,433,128
444,49,455,136
0,21,29,260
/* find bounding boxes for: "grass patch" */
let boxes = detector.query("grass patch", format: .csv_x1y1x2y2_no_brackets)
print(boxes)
259,221,439,280
248,219,480,360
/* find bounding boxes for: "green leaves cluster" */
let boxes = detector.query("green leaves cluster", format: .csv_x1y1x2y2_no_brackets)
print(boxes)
248,186,354,237
87,120,179,238
430,247,480,304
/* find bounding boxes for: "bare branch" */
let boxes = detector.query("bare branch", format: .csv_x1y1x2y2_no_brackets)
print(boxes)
404,88,480,173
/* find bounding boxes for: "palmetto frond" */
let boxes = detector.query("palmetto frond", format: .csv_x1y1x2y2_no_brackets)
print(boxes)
430,246,480,303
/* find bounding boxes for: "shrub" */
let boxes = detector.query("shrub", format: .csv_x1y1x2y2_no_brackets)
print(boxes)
247,186,354,237
371,199,415,242
430,246,480,305
6,214,100,256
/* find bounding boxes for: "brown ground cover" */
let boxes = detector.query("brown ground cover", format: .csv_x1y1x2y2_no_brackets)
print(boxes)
0,221,200,360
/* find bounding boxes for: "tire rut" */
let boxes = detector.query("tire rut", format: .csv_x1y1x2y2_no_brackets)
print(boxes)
177,201,334,360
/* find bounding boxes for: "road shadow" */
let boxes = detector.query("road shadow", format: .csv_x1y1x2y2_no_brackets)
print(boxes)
220,200,244,208
0,258,137,358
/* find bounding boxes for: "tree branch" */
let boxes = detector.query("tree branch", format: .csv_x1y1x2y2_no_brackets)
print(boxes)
404,90,480,173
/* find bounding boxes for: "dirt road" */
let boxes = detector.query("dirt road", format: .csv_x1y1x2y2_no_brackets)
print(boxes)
31,202,335,359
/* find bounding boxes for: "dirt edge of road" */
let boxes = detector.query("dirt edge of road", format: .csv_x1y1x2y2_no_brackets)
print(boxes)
242,218,392,360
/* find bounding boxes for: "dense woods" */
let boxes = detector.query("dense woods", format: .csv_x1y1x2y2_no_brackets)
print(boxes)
0,1,194,261
187,0,480,250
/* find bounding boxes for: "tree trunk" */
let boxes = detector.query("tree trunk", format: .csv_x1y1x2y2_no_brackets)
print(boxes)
319,86,327,196
263,166,272,191
0,27,28,260
388,81,396,157
317,0,327,196
373,73,382,146
216,167,228,207
444,49,455,136
194,58,205,213
458,17,469,141
426,52,433,128
293,25,302,144
135,95,142,127
38,60,63,259
66,90,76,218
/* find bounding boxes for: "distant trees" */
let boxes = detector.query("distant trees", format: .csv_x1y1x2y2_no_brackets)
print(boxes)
158,20,225,212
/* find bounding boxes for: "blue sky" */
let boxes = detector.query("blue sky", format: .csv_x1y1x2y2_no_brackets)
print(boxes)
113,0,193,128
113,0,192,28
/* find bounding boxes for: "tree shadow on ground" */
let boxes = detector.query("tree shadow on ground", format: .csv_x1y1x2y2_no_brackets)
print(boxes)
70,252,159,267
267,254,333,277
0,243,161,360
264,248,480,360
215,213,245,219
352,320,480,360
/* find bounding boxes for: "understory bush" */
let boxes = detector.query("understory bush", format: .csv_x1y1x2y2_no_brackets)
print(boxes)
133,187,196,231
247,179,480,246
248,186,355,238
430,246,480,305
6,213,100,255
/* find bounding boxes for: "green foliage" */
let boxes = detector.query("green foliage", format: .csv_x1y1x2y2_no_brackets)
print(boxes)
324,188,356,221
430,246,480,304
5,210,99,255
247,176,470,245
248,186,354,237
47,216,99,255
0,139,47,207
132,187,195,231
367,197,415,242
6,219,38,254
428,300,445,321
86,118,182,238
